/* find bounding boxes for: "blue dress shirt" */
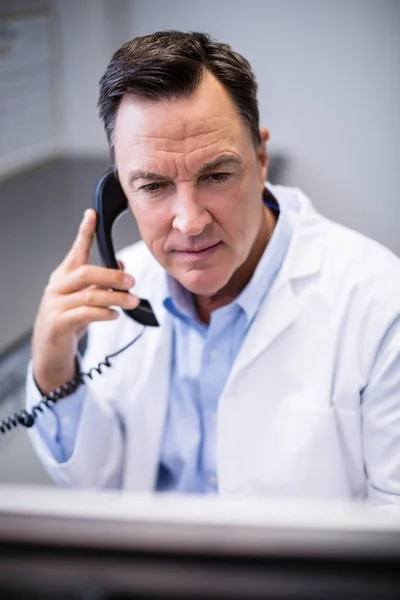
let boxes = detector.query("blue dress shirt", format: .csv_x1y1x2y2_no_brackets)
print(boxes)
29,189,293,492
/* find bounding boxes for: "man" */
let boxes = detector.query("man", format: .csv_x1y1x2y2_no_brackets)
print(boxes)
27,31,400,505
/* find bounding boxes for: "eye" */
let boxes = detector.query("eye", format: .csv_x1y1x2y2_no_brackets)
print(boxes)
204,172,232,183
141,182,167,193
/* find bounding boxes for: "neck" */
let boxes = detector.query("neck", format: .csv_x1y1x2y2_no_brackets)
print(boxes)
194,205,277,325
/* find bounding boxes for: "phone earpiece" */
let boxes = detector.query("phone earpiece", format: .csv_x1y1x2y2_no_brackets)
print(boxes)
94,171,159,327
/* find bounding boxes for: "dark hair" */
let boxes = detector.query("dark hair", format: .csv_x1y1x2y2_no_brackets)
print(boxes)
98,30,261,160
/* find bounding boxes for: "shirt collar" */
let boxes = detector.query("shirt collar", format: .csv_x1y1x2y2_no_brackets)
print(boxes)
164,276,198,323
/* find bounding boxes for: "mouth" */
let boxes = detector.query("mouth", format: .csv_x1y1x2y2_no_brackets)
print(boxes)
173,242,223,261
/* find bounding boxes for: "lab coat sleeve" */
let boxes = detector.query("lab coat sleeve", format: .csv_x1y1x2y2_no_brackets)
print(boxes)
362,315,400,506
26,319,126,489
26,359,85,463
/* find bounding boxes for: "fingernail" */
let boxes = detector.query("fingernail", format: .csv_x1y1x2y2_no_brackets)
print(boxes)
124,274,134,287
84,209,92,220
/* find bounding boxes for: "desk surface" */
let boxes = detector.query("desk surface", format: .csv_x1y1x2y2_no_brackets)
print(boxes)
1,485,400,599
0,484,399,557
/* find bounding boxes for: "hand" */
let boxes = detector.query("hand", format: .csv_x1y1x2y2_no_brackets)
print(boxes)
32,209,139,395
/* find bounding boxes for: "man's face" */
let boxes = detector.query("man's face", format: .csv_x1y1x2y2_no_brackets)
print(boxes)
114,71,268,297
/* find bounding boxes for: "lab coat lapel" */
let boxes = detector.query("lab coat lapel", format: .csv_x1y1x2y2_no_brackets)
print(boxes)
226,278,298,386
225,200,324,390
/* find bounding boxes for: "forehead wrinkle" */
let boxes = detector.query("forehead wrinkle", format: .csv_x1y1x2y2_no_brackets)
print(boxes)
128,129,219,142
184,142,237,174
128,129,238,165
125,115,234,140
123,115,237,152
129,128,231,151
139,141,237,180
126,129,237,172
138,138,232,158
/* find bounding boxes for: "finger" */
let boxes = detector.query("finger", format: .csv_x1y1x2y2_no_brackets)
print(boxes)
62,209,97,271
117,260,125,271
58,306,120,333
52,264,135,295
60,288,140,312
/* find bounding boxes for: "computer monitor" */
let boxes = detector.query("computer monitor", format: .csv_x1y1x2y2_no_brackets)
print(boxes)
0,485,400,599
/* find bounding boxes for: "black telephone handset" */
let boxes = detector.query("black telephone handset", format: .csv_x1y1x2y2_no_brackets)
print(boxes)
0,172,158,436
94,171,159,327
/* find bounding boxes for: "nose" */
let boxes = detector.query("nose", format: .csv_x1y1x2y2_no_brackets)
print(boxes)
172,190,212,236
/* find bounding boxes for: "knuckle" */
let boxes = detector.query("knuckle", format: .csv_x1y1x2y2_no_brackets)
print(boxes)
81,289,94,305
48,268,61,287
117,271,127,287
75,265,88,283
44,280,61,300
44,282,54,297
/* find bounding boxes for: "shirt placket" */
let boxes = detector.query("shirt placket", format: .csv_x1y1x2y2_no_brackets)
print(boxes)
199,307,238,492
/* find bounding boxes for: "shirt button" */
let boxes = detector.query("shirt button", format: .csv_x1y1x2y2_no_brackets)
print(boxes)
210,349,219,360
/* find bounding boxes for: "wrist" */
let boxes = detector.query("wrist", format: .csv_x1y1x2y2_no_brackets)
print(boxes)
33,357,80,397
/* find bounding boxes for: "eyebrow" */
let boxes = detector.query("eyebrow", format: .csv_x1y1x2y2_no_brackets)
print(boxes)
128,154,243,188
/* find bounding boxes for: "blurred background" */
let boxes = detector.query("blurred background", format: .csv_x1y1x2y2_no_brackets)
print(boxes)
0,0,399,484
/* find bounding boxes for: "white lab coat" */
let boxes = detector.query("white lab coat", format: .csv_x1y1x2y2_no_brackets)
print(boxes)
27,184,400,506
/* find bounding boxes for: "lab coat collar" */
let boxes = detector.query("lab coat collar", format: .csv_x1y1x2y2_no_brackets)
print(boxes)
269,184,324,282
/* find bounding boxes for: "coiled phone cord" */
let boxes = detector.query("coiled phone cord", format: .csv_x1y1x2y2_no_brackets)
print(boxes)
0,327,145,436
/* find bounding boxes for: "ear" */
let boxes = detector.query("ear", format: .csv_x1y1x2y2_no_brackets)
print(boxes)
256,127,270,188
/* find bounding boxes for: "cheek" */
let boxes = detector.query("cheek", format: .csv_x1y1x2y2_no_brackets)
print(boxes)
214,183,261,251
130,203,170,263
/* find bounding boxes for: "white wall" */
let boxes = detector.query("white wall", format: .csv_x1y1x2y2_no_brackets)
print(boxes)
52,0,111,156
52,0,134,157
126,0,400,254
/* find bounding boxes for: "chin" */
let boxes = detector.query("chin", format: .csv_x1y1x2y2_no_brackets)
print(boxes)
177,267,232,296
